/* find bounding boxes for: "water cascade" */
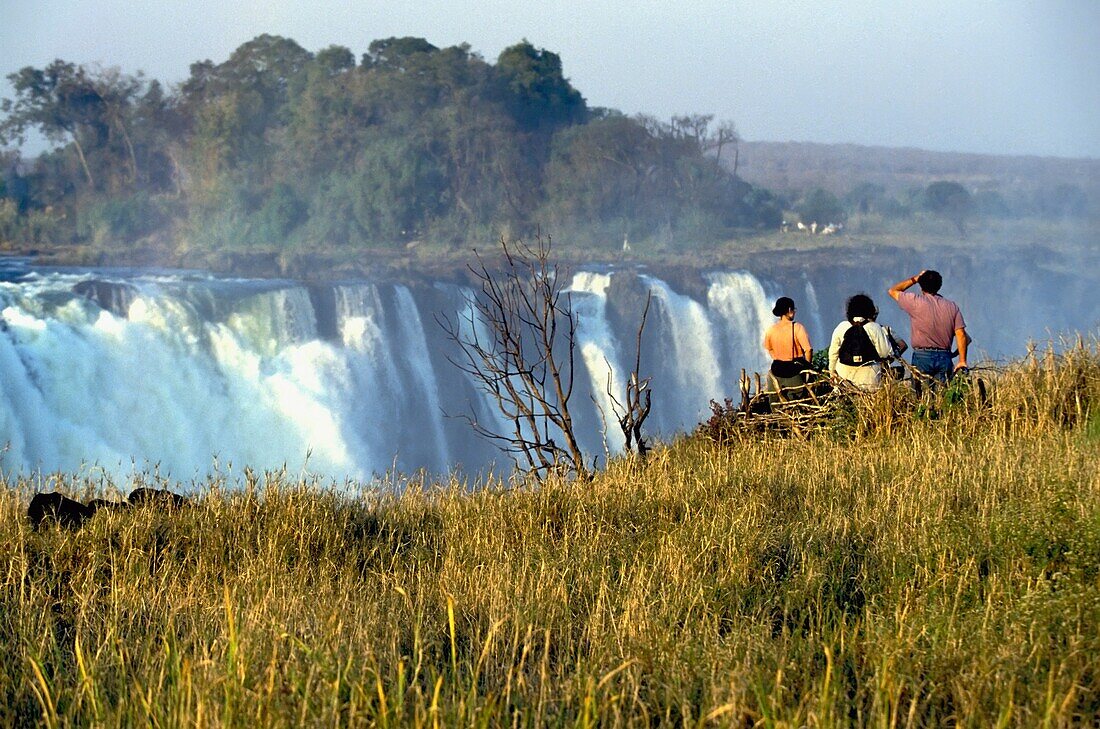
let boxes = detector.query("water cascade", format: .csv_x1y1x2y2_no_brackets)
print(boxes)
0,266,788,482
641,275,723,429
568,272,627,453
706,271,776,383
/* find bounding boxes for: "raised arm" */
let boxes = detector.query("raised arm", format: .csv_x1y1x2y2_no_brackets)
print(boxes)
888,271,925,301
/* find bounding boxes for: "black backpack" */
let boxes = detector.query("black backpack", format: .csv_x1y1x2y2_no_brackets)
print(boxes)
838,322,880,366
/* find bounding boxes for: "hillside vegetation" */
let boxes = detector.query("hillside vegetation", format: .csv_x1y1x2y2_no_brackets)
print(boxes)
735,142,1099,245
737,141,1099,215
2,342,1098,726
2,36,1096,276
0,35,777,270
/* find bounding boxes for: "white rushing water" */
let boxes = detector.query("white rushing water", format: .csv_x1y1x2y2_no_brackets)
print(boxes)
336,283,440,475
641,274,723,426
392,285,450,469
706,271,774,377
0,267,776,482
802,278,826,347
0,276,353,479
568,272,626,453
451,286,514,444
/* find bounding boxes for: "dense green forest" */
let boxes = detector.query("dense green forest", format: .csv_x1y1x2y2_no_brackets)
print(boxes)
0,35,1094,271
0,35,783,264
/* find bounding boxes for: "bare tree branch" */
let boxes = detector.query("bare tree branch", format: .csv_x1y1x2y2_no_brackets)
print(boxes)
605,292,653,459
440,233,588,479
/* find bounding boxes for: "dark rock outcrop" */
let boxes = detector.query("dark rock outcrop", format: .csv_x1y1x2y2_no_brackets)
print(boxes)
73,280,138,318
306,284,340,341
26,489,185,531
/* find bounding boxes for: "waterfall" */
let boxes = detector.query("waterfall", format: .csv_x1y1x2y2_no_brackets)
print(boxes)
706,271,773,377
333,284,451,474
335,283,409,473
0,306,60,467
145,283,355,477
568,272,626,453
802,278,826,347
0,279,353,478
450,286,514,449
392,286,449,470
223,286,318,355
640,275,722,426
0,266,791,482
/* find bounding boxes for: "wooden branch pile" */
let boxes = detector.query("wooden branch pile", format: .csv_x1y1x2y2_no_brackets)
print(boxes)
729,368,848,437
706,361,994,441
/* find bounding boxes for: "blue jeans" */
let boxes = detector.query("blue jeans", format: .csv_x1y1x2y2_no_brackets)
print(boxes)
911,348,953,382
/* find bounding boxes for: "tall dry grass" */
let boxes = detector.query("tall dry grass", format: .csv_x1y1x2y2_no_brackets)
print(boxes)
1,342,1099,727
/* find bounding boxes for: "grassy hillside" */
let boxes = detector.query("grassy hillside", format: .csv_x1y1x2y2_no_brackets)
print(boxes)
2,343,1099,726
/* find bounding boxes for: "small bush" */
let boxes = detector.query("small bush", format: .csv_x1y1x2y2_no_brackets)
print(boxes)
254,183,307,246
0,198,18,244
76,193,167,244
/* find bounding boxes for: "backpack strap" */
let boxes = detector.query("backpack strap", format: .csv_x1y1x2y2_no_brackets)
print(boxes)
790,321,803,359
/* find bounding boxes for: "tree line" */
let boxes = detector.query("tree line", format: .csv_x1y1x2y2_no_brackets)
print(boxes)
793,179,1091,237
0,35,783,259
741,140,1097,233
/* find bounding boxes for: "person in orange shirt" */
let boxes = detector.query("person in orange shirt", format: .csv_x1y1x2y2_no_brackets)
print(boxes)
763,296,813,398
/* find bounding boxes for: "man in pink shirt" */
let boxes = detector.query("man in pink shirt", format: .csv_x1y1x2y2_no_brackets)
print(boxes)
888,269,968,382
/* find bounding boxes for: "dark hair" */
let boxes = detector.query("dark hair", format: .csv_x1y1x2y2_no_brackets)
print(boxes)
772,296,795,317
918,270,943,294
845,293,878,322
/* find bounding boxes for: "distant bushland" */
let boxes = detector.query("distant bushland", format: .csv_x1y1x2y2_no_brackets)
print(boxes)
738,140,1100,225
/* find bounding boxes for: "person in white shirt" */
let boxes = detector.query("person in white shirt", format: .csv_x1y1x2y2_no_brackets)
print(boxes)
829,294,897,390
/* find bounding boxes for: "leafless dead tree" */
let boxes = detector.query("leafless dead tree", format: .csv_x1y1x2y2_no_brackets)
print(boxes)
604,292,653,459
440,233,588,479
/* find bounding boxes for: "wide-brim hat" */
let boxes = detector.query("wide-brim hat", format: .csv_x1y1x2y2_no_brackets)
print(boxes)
772,296,795,317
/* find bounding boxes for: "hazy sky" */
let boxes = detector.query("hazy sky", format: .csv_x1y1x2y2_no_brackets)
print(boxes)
2,0,1098,158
